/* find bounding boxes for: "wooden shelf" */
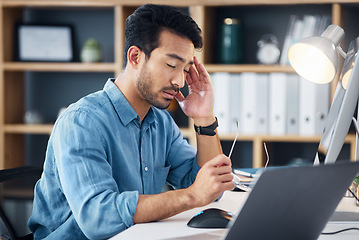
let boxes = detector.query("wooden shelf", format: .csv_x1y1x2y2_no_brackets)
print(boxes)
205,64,295,73
3,62,293,74
219,133,356,168
3,62,116,72
1,0,117,7
2,0,359,7
2,188,35,199
219,133,356,143
4,124,53,135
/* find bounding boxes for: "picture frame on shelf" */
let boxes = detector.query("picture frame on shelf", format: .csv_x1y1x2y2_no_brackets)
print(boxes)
15,24,74,62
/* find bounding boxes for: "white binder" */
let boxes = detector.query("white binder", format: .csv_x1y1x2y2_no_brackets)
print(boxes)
299,77,330,136
240,72,257,135
299,77,316,135
269,73,287,135
314,83,330,135
229,73,242,134
286,73,300,135
256,73,269,134
212,72,231,135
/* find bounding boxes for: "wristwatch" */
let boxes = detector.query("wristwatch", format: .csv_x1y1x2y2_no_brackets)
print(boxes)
194,117,218,136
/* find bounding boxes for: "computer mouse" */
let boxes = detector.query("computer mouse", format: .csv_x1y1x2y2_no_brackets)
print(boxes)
187,208,233,228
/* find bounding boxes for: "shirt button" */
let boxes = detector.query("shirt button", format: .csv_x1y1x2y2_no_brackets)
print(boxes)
144,166,148,172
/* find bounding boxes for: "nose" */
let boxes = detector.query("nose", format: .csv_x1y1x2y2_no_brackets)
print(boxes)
171,72,186,89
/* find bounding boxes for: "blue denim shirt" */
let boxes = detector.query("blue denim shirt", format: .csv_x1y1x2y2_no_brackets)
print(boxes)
28,79,200,239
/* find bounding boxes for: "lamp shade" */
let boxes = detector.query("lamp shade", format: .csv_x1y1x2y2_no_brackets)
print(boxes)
288,25,345,84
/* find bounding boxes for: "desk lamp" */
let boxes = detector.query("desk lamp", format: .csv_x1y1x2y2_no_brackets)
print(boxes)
288,25,345,84
287,24,359,164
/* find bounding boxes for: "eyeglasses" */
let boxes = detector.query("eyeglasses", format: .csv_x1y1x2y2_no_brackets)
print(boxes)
229,121,270,191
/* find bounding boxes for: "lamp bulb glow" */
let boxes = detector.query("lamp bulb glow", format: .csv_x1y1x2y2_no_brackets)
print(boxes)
288,42,336,84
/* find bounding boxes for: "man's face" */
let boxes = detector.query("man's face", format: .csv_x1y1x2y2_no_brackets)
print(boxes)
135,30,195,109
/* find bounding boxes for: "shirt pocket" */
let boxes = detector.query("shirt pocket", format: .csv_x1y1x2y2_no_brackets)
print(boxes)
153,165,171,194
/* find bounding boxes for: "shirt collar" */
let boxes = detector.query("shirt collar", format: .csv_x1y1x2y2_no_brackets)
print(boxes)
104,78,157,128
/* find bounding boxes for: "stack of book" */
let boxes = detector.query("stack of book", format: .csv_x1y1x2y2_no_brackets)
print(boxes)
280,14,331,65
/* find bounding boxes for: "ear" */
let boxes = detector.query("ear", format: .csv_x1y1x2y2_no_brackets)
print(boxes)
127,46,143,69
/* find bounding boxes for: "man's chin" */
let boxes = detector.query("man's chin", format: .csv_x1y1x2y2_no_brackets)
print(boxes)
151,99,172,110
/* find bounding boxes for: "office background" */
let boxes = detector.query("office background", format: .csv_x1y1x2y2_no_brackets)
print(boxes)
0,0,359,236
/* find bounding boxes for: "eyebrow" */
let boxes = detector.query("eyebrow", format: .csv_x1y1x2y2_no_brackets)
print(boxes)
166,53,194,65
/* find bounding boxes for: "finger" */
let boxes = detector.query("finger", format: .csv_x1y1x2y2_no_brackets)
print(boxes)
219,172,235,183
194,56,210,84
206,154,232,168
223,181,236,191
192,57,203,85
192,60,212,92
216,166,233,175
208,165,232,178
187,66,198,85
174,91,185,102
193,56,201,72
188,65,204,91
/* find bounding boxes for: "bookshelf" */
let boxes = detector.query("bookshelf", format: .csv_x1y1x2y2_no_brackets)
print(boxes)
0,0,358,171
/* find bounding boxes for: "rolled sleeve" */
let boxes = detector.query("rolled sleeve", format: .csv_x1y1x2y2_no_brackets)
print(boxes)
116,191,139,228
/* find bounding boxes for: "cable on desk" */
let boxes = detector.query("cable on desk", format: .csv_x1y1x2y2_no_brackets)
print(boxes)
321,188,359,235
348,188,359,202
321,227,359,235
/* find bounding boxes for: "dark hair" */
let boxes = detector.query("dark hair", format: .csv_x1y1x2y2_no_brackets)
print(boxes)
123,4,203,69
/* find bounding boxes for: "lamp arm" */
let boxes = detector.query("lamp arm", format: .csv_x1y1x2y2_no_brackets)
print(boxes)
337,46,347,58
353,116,359,136
355,102,359,161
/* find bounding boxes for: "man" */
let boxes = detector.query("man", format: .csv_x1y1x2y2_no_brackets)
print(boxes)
28,4,234,239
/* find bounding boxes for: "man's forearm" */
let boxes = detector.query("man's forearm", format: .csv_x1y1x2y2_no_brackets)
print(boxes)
196,130,222,167
133,188,196,224
133,154,233,224
194,116,223,167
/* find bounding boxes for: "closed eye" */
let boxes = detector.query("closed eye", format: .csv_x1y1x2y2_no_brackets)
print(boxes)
167,63,189,74
167,64,175,69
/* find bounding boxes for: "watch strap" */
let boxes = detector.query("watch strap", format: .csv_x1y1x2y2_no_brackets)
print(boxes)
194,117,218,136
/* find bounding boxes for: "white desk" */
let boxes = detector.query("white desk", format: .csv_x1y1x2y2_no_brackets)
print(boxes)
111,191,359,240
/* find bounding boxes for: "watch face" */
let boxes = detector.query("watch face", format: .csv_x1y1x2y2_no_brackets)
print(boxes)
257,43,280,64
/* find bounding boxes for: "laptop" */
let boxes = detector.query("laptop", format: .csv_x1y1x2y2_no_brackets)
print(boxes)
223,161,359,240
